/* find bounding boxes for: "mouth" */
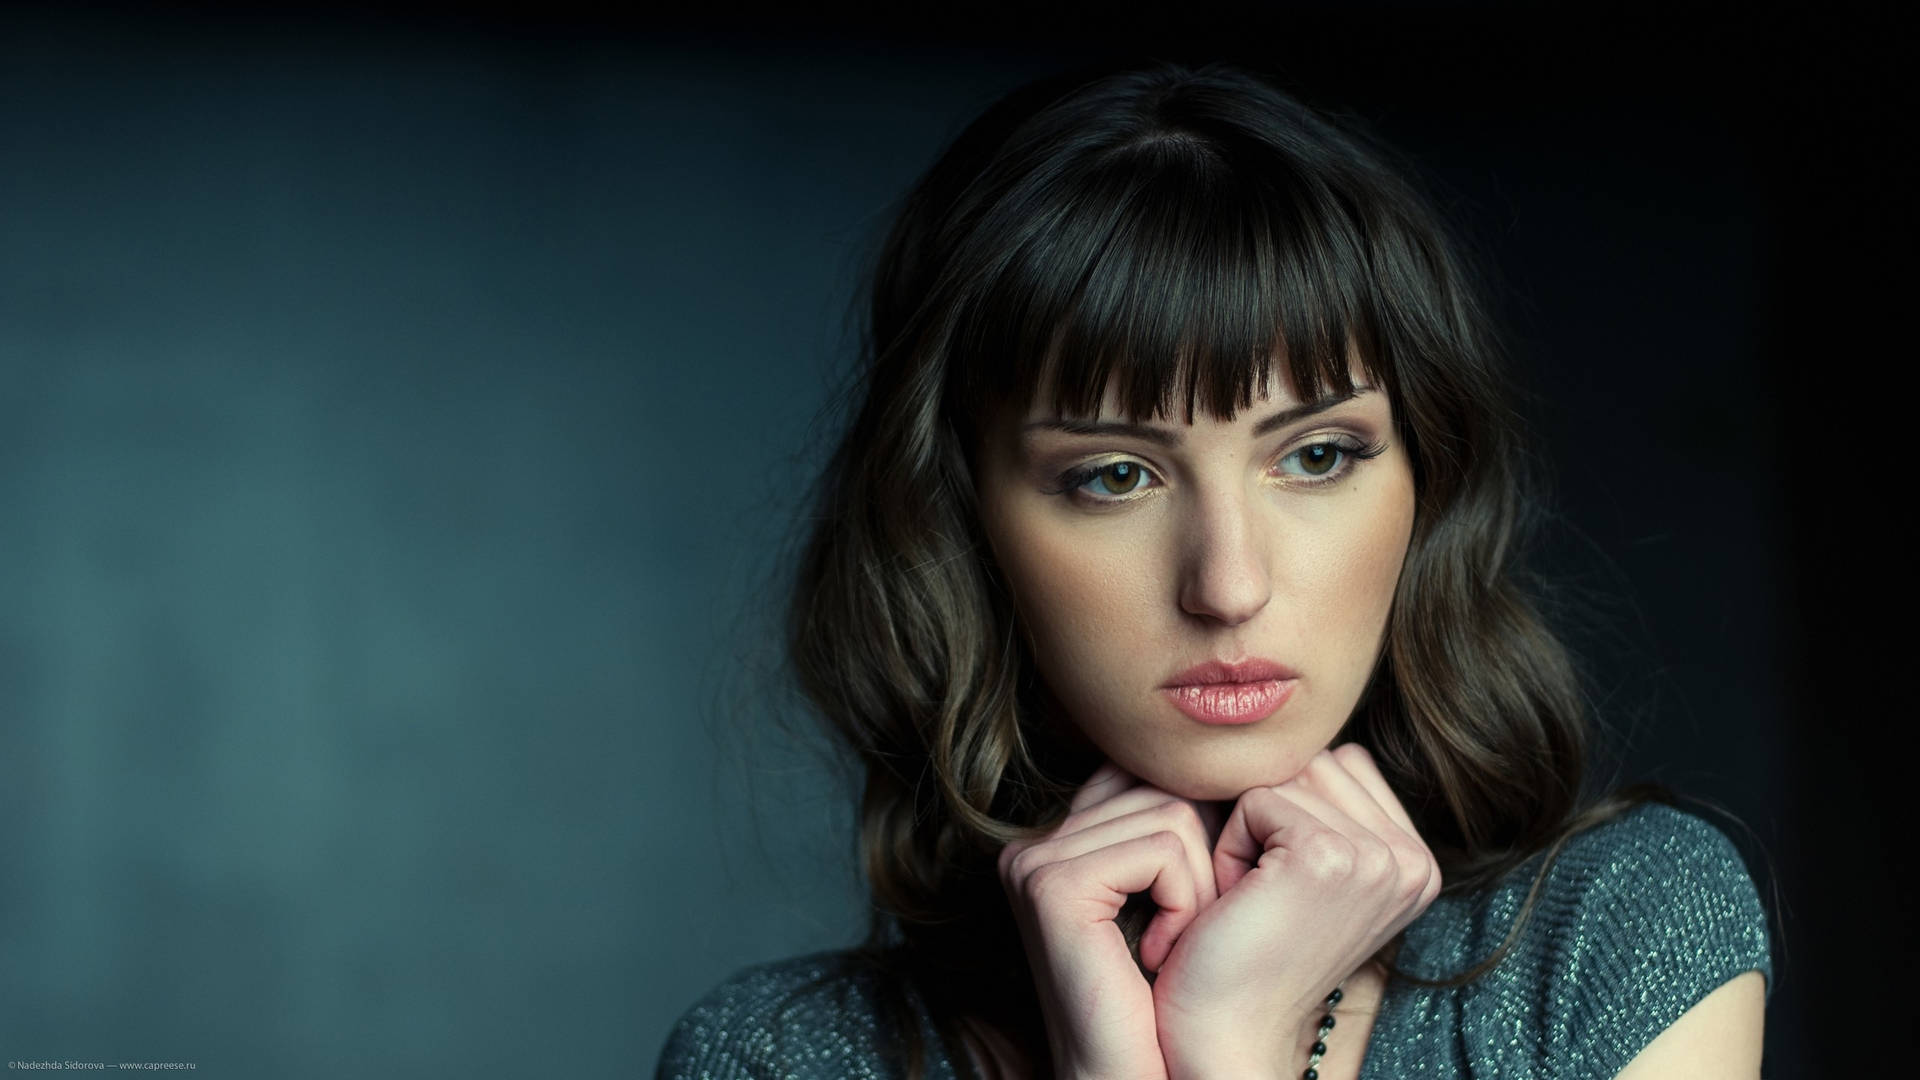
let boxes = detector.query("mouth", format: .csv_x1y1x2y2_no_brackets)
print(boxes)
1161,658,1300,726
1161,679,1296,725
1164,658,1299,686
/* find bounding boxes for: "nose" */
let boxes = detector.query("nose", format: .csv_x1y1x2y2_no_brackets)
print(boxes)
1176,485,1273,627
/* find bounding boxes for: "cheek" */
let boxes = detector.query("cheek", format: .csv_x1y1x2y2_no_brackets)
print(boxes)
1308,470,1415,641
975,477,1166,712
999,519,1157,669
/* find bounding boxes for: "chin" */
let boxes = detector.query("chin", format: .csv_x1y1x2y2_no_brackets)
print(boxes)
1154,774,1256,803
1140,753,1313,803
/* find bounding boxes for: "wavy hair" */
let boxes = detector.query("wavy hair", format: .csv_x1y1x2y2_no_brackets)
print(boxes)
780,59,1678,1080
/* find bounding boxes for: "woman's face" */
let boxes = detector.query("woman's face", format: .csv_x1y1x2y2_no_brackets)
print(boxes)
973,360,1416,803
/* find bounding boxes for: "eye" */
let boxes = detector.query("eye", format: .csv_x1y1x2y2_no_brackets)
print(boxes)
1290,440,1351,476
1277,437,1392,484
1057,459,1157,502
1053,436,1390,507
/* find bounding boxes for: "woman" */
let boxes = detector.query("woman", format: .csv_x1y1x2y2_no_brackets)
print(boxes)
657,59,1771,1080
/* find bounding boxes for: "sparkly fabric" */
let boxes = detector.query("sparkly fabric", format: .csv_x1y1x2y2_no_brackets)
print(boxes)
656,803,1771,1079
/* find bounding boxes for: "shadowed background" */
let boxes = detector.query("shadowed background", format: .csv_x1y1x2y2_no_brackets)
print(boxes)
1,5,1898,1077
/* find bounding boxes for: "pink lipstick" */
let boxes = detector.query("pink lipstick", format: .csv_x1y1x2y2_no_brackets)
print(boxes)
1162,658,1299,725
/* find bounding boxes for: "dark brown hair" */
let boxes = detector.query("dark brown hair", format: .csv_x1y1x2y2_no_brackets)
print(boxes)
779,58,1679,1079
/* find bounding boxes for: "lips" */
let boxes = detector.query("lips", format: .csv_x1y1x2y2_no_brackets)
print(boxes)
1161,658,1300,725
1163,658,1300,687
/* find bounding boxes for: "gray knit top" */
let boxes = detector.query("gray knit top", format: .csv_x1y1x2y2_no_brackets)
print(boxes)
657,802,1773,1079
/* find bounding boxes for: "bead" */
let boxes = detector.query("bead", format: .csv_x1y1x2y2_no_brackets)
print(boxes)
1303,979,1342,1080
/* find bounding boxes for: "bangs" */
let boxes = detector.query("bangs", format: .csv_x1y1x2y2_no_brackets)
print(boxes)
951,133,1388,425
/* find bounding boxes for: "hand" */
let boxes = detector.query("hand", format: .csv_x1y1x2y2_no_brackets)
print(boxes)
997,760,1228,1080
1150,743,1442,1080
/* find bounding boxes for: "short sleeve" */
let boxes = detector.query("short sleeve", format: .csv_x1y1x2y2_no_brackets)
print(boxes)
654,950,957,1080
1540,803,1773,1080
654,966,789,1080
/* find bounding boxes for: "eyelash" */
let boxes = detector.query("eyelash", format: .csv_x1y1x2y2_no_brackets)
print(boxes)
1053,436,1390,506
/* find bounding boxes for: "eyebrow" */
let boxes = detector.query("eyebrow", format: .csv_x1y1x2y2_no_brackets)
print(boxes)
1022,386,1377,446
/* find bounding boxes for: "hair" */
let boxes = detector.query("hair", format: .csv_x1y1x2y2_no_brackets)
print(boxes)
779,58,1685,1079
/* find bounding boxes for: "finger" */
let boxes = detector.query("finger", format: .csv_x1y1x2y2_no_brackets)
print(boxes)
1053,786,1220,907
1307,749,1437,885
1325,744,1441,904
1013,801,1219,908
1328,742,1419,838
1032,832,1200,973
1296,749,1408,844
1263,781,1383,855
1273,777,1436,918
1212,784,1330,894
1062,783,1196,831
1069,759,1138,813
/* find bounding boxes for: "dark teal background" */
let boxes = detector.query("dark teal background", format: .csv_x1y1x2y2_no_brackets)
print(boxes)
6,7,1897,1078
0,17,1069,1074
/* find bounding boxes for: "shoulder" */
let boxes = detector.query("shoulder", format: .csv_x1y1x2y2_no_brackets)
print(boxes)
653,949,952,1080
1542,801,1773,990
1450,801,1774,1078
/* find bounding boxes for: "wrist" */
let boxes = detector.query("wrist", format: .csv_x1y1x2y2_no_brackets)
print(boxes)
1165,1058,1286,1080
1168,1053,1295,1080
1159,997,1340,1080
1158,1021,1301,1080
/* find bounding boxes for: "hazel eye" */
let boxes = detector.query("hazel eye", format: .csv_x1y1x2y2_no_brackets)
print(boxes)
1294,443,1342,476
1275,438,1382,482
1084,461,1148,495
1054,458,1158,503
1053,435,1387,507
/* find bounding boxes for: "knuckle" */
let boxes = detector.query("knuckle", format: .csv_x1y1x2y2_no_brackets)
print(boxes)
1398,845,1440,901
996,842,1020,879
1416,866,1440,904
1244,785,1286,814
1393,856,1428,901
1004,846,1036,884
1353,835,1395,880
999,837,1040,879
1384,839,1424,875
1156,799,1206,835
1149,829,1186,860
1023,860,1073,905
1332,742,1375,769
1295,828,1357,881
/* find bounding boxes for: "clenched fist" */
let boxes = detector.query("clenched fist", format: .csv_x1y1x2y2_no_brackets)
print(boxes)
1151,743,1442,1078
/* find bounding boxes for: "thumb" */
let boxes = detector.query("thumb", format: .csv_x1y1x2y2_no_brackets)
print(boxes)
1212,794,1261,894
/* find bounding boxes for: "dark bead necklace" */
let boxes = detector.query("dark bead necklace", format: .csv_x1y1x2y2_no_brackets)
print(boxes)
1302,983,1344,1080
